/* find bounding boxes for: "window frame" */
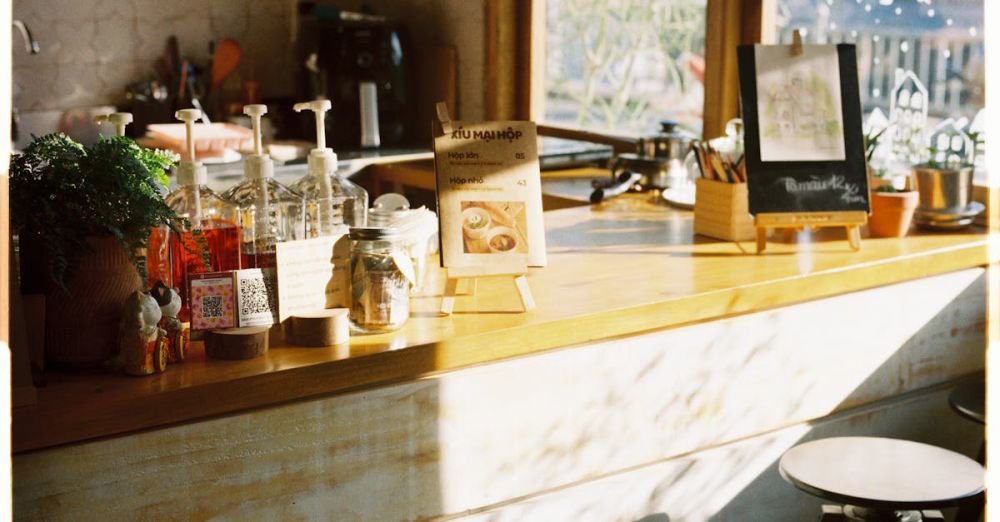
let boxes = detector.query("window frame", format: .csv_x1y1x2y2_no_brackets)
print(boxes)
492,0,776,140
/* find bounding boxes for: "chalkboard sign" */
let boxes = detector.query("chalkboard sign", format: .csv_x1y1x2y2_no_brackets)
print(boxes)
737,43,868,216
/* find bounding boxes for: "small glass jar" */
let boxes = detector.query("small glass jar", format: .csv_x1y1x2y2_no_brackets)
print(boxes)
348,227,413,334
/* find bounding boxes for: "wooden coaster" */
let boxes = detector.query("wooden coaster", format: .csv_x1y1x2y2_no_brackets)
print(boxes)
205,327,269,360
288,309,350,347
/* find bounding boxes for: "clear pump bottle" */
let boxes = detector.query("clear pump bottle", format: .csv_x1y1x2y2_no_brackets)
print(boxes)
157,109,241,319
291,99,369,231
222,104,306,268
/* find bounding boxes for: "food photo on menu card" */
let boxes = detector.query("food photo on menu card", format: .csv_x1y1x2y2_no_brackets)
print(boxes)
460,201,529,255
433,118,546,272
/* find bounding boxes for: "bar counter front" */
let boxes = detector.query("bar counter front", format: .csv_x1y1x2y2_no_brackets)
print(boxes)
13,192,994,521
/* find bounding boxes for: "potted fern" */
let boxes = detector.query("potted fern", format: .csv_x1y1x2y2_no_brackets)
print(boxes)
10,133,183,365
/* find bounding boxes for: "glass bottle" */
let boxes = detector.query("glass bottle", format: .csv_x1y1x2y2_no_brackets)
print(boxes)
222,104,306,269
151,109,242,319
291,99,368,232
348,227,413,334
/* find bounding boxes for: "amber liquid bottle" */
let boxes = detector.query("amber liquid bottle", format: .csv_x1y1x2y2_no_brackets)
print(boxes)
149,218,241,319
148,109,242,320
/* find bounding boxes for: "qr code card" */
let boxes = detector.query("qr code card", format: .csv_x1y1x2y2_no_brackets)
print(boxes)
235,268,279,327
190,272,236,330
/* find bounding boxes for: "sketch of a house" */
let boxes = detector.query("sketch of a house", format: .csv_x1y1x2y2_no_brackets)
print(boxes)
769,71,822,136
864,108,892,168
928,118,973,165
888,69,929,165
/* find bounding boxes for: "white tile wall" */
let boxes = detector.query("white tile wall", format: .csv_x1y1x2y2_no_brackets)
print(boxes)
12,0,487,120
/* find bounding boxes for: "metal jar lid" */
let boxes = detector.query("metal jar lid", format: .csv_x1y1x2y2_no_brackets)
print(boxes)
349,226,402,241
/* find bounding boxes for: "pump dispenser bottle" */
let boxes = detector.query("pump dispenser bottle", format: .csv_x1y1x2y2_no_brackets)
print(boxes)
222,104,305,268
94,112,134,136
291,99,368,230
150,109,242,318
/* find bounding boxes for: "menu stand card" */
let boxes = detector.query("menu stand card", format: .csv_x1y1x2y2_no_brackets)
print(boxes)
431,103,539,314
274,231,351,323
737,32,868,253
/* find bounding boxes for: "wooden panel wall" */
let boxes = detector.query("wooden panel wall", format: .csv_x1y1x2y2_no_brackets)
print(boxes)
13,268,986,521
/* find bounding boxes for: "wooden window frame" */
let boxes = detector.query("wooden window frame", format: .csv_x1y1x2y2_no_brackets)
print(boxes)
490,0,776,140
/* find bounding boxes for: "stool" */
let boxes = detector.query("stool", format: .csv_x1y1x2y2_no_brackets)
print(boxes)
949,377,986,522
949,377,985,426
779,437,984,521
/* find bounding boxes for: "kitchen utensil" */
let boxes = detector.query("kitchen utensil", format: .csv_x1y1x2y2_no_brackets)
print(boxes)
178,59,188,99
636,120,695,161
590,171,642,203
600,120,696,194
607,154,685,192
184,62,211,123
210,38,242,92
165,35,180,87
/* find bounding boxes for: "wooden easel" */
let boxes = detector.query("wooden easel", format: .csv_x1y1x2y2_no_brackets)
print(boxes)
753,31,867,254
754,211,866,253
440,265,536,315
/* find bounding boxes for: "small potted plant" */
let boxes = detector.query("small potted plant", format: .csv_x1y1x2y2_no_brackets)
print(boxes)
868,180,919,238
863,124,892,191
10,133,183,365
863,124,918,237
911,146,975,214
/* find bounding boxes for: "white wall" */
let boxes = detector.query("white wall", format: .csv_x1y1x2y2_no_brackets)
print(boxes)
11,0,486,119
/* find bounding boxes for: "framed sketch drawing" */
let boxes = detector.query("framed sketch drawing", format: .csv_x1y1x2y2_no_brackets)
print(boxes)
755,45,846,162
738,44,869,216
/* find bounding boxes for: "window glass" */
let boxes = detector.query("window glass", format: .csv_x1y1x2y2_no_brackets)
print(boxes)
544,0,707,136
777,0,985,128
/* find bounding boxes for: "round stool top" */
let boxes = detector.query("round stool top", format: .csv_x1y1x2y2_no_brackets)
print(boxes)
949,379,985,424
779,437,984,510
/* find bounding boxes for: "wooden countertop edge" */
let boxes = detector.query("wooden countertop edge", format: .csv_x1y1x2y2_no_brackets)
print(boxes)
12,238,993,454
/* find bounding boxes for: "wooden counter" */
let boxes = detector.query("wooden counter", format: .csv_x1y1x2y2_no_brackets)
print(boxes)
12,195,996,454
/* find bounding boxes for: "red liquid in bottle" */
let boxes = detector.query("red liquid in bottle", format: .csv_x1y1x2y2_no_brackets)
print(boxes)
240,250,277,269
148,220,241,321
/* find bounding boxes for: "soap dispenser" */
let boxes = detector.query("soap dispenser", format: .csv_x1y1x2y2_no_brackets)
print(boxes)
291,99,369,230
93,112,134,136
155,109,242,315
222,104,305,268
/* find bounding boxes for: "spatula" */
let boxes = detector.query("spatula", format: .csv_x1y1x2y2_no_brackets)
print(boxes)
210,38,242,92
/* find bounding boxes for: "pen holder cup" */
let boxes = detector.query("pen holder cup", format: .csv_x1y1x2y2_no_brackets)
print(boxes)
694,178,755,242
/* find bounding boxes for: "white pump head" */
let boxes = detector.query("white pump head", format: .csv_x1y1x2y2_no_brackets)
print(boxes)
175,109,202,161
242,104,273,179
94,112,133,136
244,104,267,156
294,99,332,150
294,99,338,177
174,108,207,185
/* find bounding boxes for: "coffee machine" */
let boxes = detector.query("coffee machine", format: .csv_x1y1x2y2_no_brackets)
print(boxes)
296,7,412,149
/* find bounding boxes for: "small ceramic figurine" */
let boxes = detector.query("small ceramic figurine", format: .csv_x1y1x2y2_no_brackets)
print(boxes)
152,282,189,363
117,290,168,376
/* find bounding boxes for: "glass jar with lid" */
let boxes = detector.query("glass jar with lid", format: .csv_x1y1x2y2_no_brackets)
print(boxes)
348,227,414,334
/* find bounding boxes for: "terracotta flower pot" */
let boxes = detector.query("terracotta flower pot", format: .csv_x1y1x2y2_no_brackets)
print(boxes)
42,236,142,366
868,191,919,238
